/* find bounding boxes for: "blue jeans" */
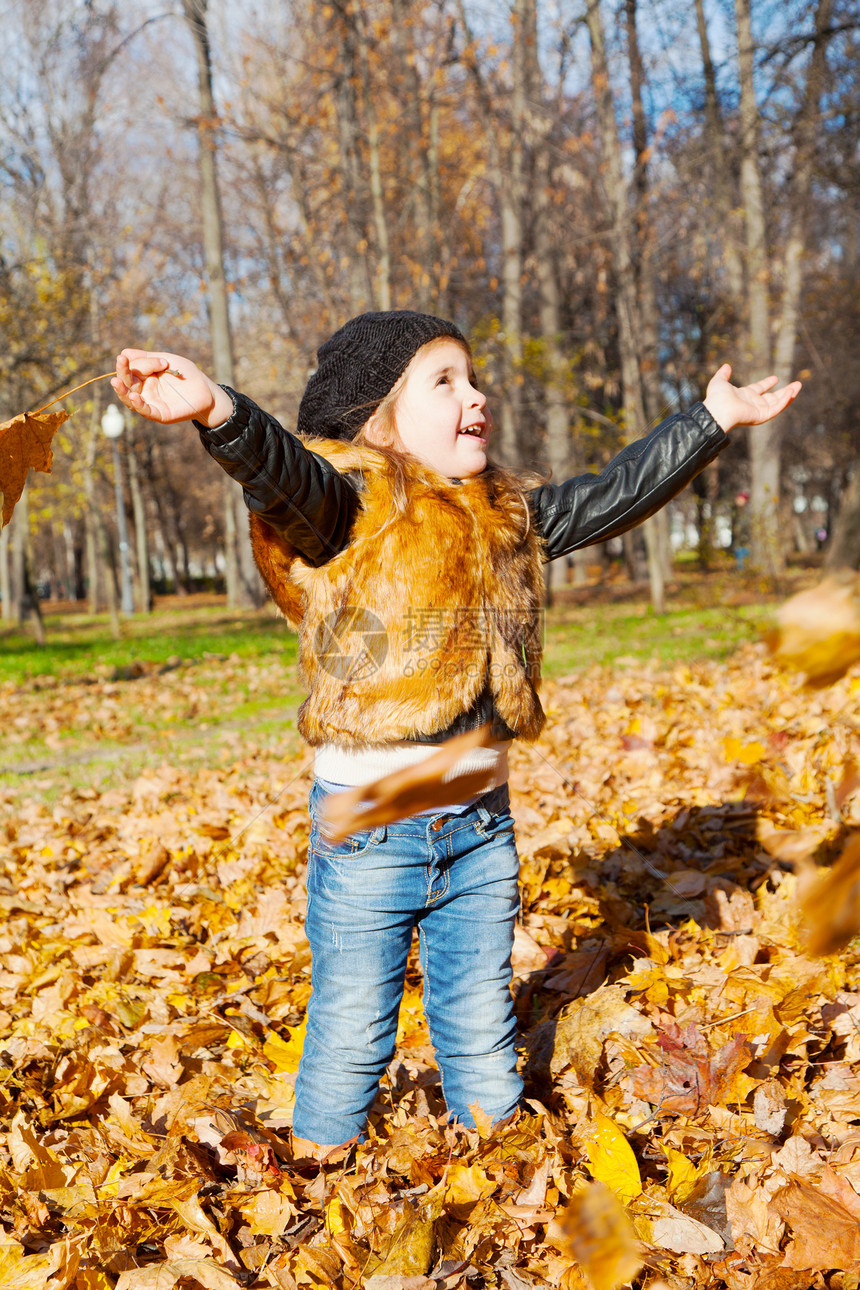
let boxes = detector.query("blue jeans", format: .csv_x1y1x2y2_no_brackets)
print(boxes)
293,781,522,1145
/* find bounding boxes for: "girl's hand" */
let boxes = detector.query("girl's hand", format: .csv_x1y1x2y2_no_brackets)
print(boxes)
111,350,234,427
703,363,802,433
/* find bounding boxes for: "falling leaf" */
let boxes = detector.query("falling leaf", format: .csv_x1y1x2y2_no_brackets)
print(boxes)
769,573,860,685
801,833,860,956
318,723,496,841
549,1182,643,1290
0,409,68,525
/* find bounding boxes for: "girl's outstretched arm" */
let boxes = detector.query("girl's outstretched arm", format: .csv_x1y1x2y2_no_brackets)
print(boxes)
703,364,802,431
112,350,234,427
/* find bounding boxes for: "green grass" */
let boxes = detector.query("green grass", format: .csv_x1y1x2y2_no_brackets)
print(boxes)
0,604,298,684
541,599,774,676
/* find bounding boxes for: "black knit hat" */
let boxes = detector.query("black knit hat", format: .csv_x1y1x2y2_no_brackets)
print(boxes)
296,310,468,441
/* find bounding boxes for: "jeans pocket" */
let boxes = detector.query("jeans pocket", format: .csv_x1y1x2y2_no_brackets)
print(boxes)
309,821,384,860
308,783,385,859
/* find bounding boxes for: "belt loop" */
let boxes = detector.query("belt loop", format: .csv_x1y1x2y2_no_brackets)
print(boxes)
475,783,502,826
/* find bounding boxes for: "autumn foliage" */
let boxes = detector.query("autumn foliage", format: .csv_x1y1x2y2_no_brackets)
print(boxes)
0,410,67,527
0,638,858,1288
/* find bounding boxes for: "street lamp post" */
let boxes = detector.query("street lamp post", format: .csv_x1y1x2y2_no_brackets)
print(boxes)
101,404,135,616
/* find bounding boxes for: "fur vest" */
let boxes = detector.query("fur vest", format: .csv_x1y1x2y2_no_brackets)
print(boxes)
249,438,547,746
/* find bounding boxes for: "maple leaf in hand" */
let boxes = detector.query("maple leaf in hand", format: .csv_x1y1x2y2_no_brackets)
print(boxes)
0,410,68,526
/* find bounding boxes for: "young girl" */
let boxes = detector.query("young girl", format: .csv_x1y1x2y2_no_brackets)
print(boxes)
113,309,800,1154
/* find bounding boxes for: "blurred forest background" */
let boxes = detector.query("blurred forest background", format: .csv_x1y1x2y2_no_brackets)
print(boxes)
0,0,857,627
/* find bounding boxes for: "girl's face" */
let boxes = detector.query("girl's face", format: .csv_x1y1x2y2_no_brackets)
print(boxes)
366,339,491,478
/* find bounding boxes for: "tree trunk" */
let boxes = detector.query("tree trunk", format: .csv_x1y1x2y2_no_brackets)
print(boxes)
735,0,779,575
0,524,10,623
83,408,120,636
694,0,744,301
390,0,435,311
455,0,526,468
626,0,673,586
11,483,45,644
586,0,665,612
771,0,834,407
356,7,392,312
826,469,860,570
528,0,574,595
183,0,262,609
329,0,373,313
127,438,151,612
9,482,26,627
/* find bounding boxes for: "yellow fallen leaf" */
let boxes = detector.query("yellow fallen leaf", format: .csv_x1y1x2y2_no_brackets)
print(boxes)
73,1272,115,1290
326,1195,350,1236
663,1143,710,1203
240,1189,296,1237
396,987,426,1043
582,1107,642,1203
445,1161,497,1204
263,1018,306,1072
724,736,767,765
0,1245,49,1290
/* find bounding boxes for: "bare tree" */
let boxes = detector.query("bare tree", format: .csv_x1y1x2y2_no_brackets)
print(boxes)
735,0,834,575
585,0,666,611
183,0,264,609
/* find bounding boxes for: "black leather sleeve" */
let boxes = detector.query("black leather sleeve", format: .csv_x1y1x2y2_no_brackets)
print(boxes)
196,387,359,568
529,403,728,562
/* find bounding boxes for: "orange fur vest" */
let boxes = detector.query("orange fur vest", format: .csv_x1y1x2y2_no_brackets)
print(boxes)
249,438,547,746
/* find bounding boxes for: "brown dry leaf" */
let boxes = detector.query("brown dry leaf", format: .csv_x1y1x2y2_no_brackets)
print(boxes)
626,1023,752,1115
651,1203,724,1255
801,833,860,956
219,1129,283,1186
114,1260,244,1289
769,572,860,685
550,983,654,1087
369,1193,441,1278
0,409,67,525
753,1078,789,1135
363,1278,436,1290
318,723,496,841
771,1179,860,1272
548,1182,643,1290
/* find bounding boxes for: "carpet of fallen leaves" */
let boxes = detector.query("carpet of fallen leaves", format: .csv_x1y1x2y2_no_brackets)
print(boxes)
2,640,860,1290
